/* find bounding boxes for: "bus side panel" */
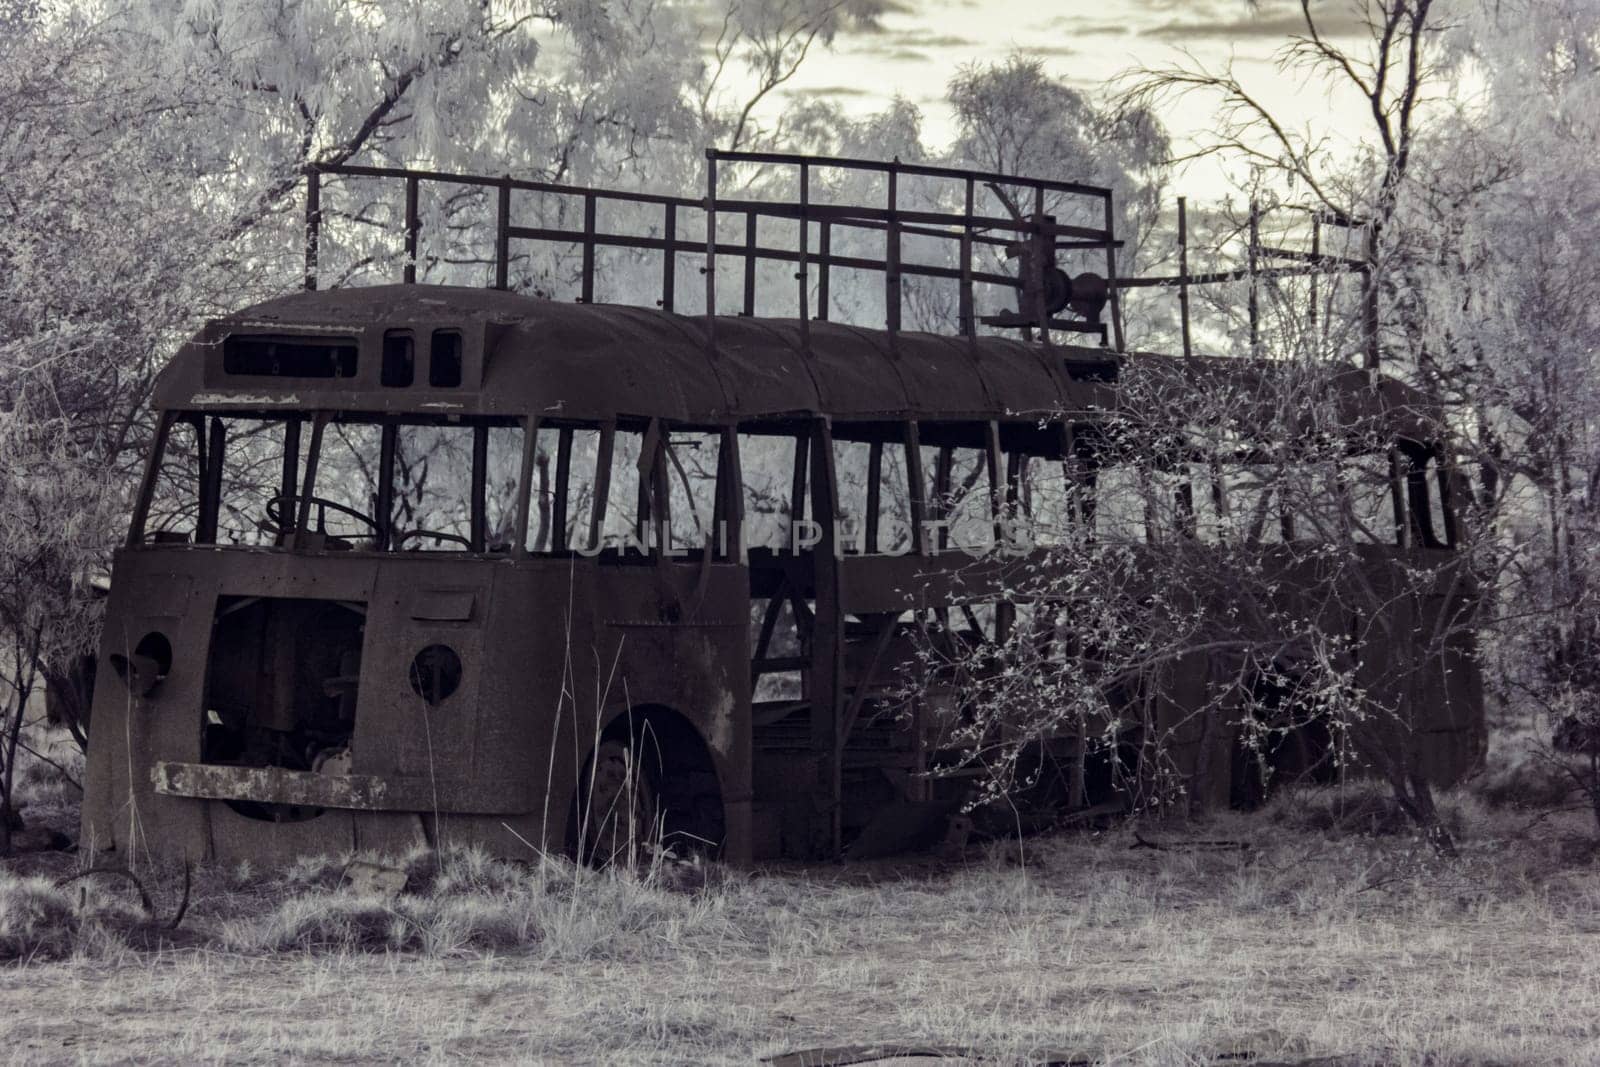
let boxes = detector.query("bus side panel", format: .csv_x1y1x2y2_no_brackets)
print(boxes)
572,563,753,862
81,551,216,859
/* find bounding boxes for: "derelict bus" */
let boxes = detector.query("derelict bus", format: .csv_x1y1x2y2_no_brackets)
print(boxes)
80,152,1483,865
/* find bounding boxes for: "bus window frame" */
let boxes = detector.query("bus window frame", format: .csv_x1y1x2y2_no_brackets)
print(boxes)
132,410,533,557
829,419,914,556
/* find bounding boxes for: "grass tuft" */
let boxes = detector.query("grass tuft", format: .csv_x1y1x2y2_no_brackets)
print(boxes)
1472,723,1581,809
0,871,148,962
250,893,427,953
230,847,746,959
1266,780,1478,840
0,877,80,961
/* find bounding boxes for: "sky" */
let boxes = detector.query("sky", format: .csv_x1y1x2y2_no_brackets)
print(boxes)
770,0,1376,201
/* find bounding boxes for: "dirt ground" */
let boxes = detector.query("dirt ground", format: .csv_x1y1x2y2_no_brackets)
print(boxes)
3,785,1599,1066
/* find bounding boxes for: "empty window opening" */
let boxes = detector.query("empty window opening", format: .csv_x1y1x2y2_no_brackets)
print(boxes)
308,422,383,548
147,418,200,544
429,330,463,387
921,440,994,553
1090,462,1148,543
666,431,722,554
739,432,801,553
224,335,357,378
382,331,415,387
211,418,303,547
393,424,475,550
1337,453,1398,545
528,424,602,553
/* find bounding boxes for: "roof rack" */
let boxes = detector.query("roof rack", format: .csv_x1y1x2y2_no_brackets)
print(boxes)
301,149,1126,351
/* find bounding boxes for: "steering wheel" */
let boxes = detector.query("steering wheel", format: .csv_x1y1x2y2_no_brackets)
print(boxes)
394,528,474,551
259,494,379,539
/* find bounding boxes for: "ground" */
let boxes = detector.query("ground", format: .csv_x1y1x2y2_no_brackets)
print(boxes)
3,740,1599,1065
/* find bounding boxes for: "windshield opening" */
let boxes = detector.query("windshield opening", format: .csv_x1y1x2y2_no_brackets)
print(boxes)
139,411,526,552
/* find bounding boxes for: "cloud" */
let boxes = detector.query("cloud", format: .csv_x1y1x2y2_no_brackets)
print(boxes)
1143,5,1369,41
1042,0,1366,40
1040,16,1136,35
791,85,877,98
1018,43,1079,58
1124,0,1229,12
897,32,978,47
853,28,977,50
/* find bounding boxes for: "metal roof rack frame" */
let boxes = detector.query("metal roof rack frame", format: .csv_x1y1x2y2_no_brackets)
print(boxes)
300,149,1127,354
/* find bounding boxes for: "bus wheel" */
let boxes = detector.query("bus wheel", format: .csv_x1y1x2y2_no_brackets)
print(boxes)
578,739,660,868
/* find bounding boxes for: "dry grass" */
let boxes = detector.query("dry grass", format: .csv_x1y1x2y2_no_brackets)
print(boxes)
1,784,1597,1065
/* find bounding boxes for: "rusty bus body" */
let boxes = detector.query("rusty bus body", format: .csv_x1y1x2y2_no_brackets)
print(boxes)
80,153,1483,865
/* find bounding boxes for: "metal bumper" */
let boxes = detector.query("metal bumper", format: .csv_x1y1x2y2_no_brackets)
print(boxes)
152,761,534,815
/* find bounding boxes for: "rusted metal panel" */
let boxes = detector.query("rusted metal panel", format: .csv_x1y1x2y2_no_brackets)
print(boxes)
153,761,533,813
407,589,476,621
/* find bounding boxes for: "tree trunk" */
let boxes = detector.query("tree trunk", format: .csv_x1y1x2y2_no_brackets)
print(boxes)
1389,771,1458,859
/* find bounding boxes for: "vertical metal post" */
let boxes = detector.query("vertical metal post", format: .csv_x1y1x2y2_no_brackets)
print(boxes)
1363,221,1380,372
281,420,302,511
304,169,321,292
661,203,676,313
1436,447,1458,547
704,150,718,352
127,413,174,547
789,430,810,534
817,221,831,322
985,420,1004,550
1309,215,1320,335
190,416,209,543
471,424,489,552
743,210,758,317
806,419,845,857
1178,196,1193,359
589,425,614,551
495,178,511,291
1033,185,1049,346
1247,200,1260,358
865,439,883,553
552,427,572,550
581,195,596,304
201,417,225,545
294,414,328,538
376,422,396,551
403,176,419,284
959,179,975,337
721,427,746,562
797,163,811,349
512,417,541,558
1103,190,1125,351
905,421,929,555
934,446,953,553
885,168,901,334
1387,446,1407,546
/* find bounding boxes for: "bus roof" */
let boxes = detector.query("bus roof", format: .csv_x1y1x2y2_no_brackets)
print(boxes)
155,284,1436,439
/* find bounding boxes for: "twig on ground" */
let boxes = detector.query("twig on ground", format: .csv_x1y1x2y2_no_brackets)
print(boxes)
56,865,155,914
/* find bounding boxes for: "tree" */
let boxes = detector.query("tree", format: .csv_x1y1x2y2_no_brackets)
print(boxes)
905,351,1481,856
1413,0,1600,831
1102,2,1512,844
